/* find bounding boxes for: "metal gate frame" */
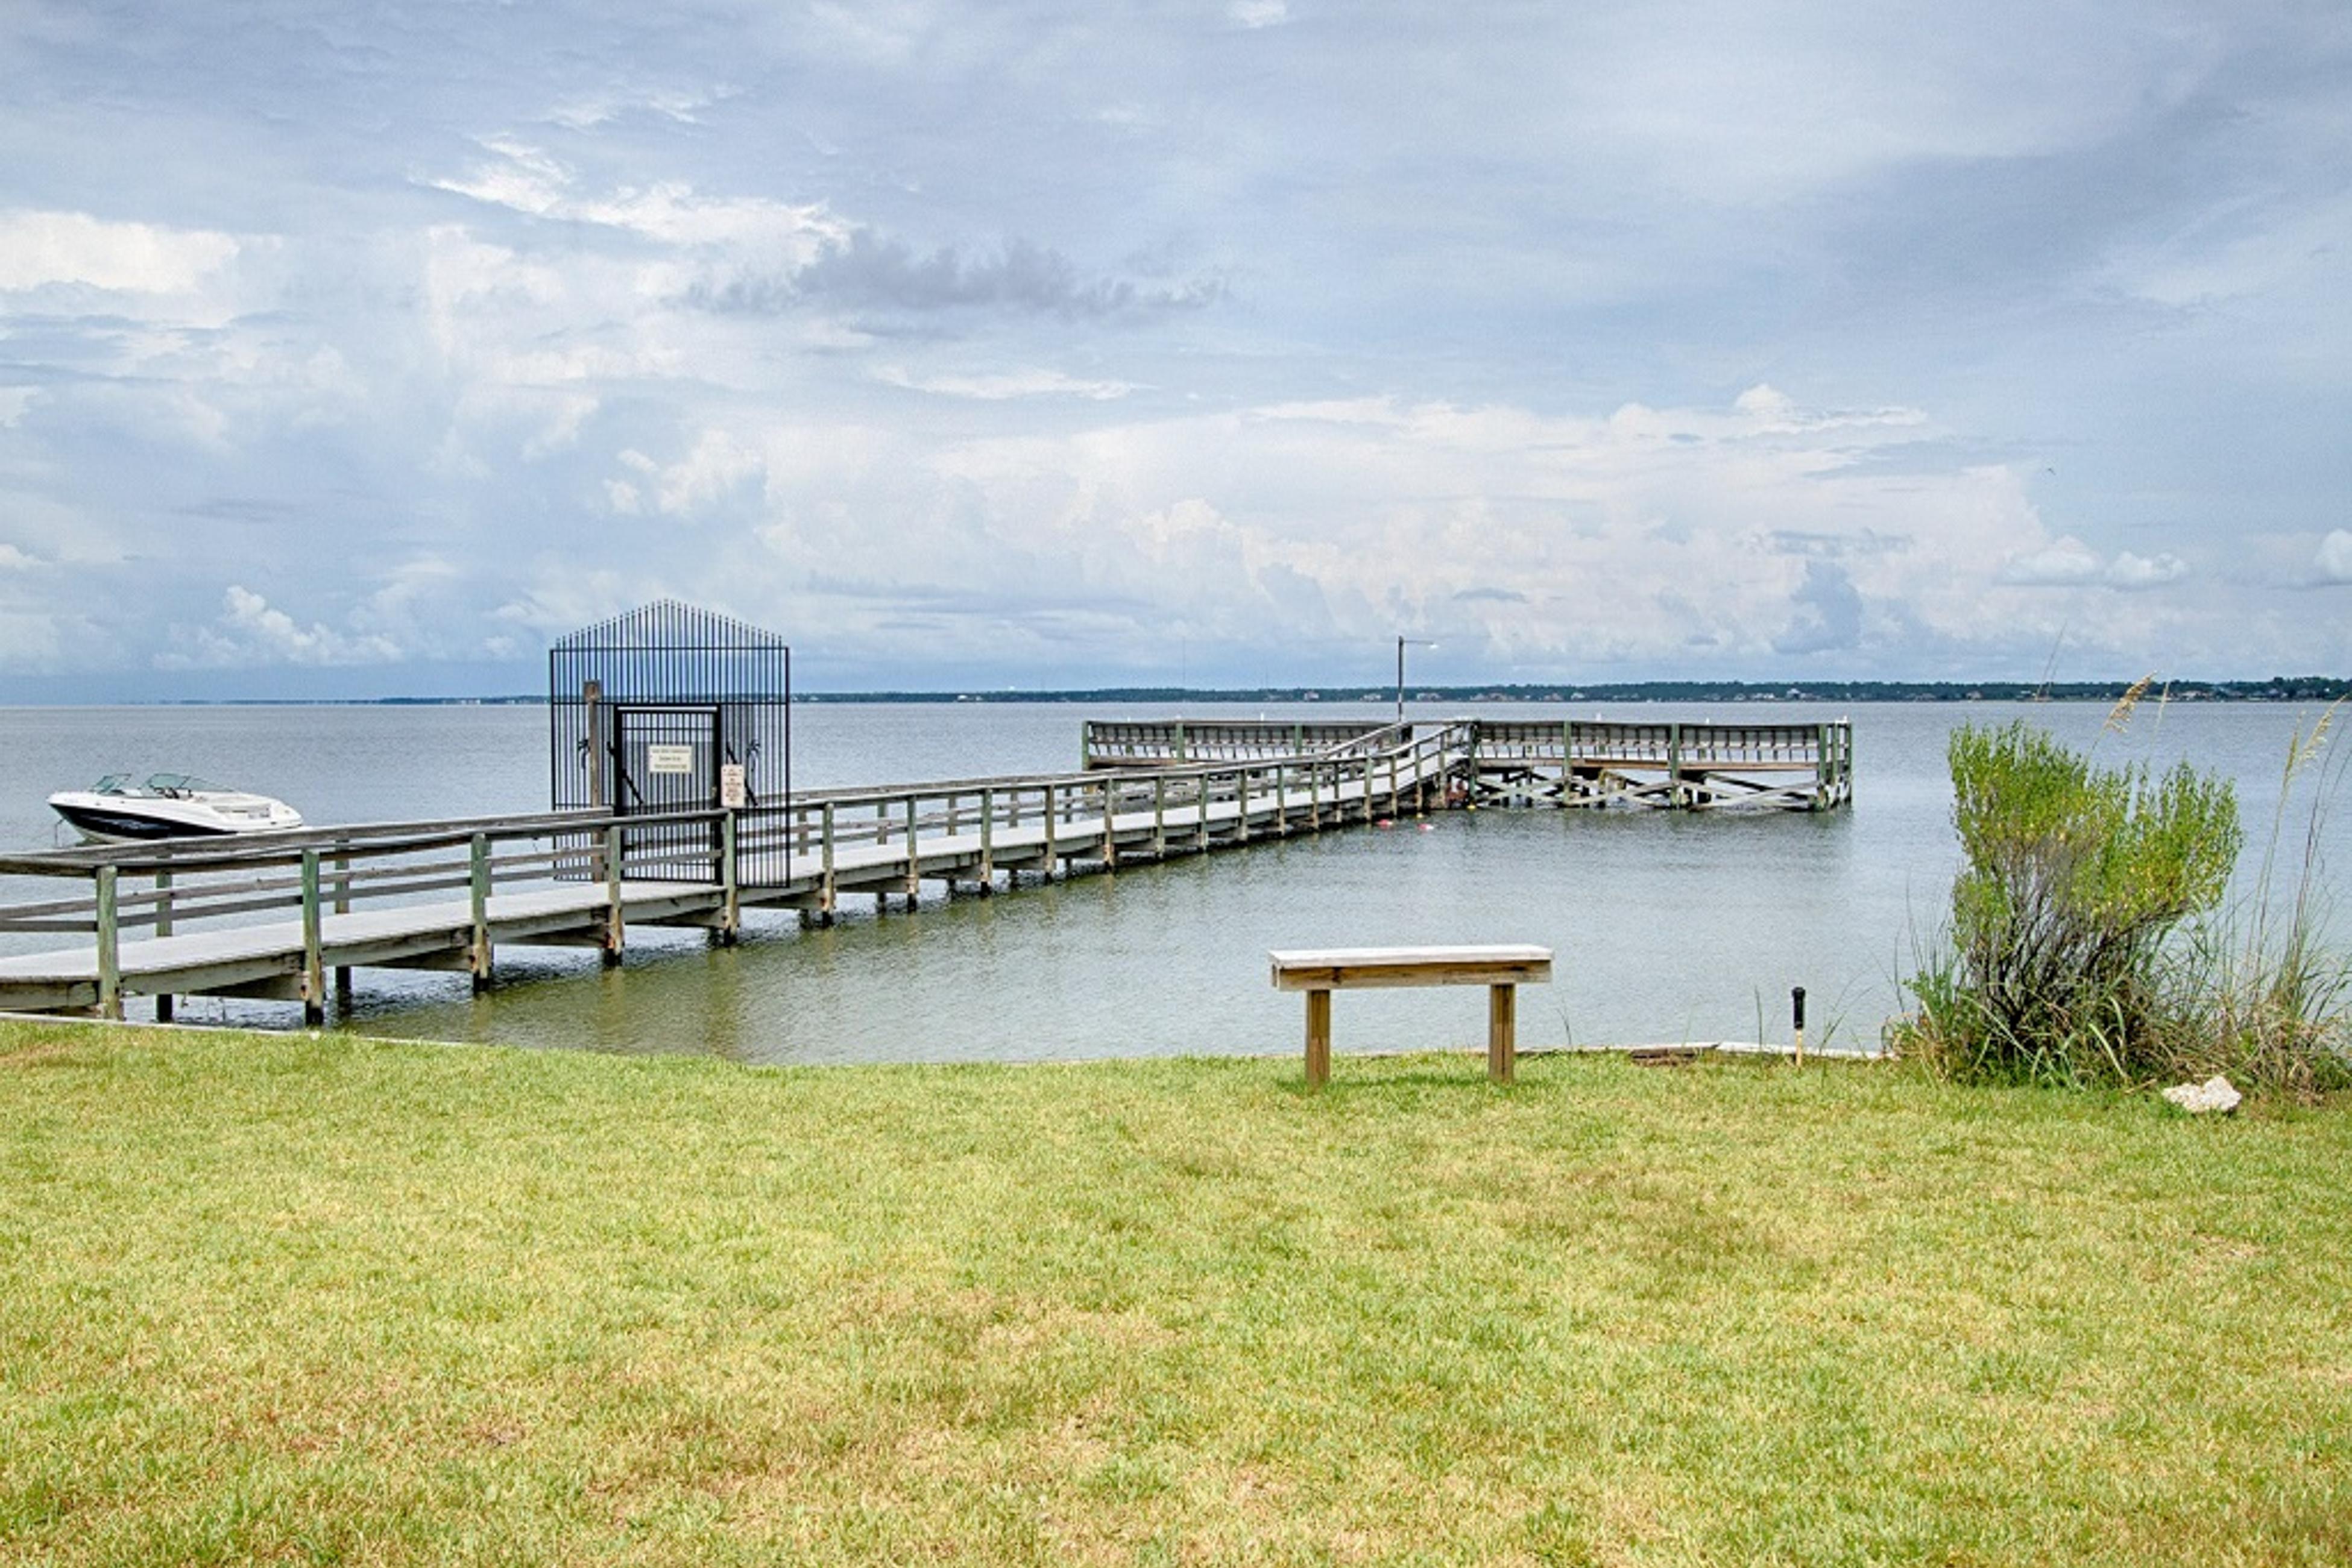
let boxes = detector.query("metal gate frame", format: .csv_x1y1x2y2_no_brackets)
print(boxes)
548,600,792,885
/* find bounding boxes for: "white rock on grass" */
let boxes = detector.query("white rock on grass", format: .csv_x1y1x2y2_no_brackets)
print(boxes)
2161,1075,2243,1115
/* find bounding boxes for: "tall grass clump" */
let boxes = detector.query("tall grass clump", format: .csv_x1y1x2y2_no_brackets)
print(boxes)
2166,703,2352,1097
1900,701,2352,1096
1896,719,2241,1087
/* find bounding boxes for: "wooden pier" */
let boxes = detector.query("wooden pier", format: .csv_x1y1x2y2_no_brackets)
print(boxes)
0,716,1847,1024
1090,717,1852,811
0,724,1457,1022
1458,718,1852,810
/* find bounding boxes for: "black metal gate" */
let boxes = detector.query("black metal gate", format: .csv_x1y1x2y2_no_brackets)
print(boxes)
549,601,792,886
612,705,722,882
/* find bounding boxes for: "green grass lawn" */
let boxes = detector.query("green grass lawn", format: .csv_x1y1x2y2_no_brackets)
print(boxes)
3,1022,2349,1566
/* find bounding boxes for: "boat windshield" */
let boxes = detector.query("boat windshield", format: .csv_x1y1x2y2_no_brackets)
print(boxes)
141,773,222,796
90,772,131,793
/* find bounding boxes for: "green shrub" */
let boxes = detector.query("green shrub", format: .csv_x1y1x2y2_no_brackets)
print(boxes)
1897,722,2241,1086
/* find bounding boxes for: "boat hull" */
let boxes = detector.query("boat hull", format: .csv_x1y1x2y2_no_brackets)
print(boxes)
48,802,245,843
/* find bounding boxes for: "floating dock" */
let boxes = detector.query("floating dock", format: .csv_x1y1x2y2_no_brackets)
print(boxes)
0,717,1847,1024
1086,717,1852,810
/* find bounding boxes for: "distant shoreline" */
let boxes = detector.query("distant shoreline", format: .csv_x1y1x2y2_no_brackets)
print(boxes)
5,677,2347,708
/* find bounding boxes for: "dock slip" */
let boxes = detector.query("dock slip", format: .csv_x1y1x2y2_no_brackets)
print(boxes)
0,716,1848,1024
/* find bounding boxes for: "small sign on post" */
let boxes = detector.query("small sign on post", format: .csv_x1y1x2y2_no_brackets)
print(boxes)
647,743,696,776
719,763,748,810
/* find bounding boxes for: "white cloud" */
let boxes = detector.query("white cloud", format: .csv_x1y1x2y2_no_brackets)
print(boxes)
428,141,845,256
491,566,654,638
608,429,769,517
2318,529,2352,584
0,210,238,293
2114,193,2352,309
2105,550,2188,588
3,5,2347,688
1569,4,2228,205
2000,537,2185,590
667,387,2082,672
156,586,405,669
872,366,1136,400
544,85,732,131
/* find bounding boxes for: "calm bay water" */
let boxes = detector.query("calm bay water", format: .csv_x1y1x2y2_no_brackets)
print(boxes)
1,700,2342,1062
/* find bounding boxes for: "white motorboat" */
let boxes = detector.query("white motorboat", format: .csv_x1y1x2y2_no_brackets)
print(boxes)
47,773,304,843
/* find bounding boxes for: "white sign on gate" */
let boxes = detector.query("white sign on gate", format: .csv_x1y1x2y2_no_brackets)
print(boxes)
719,764,748,809
646,743,696,775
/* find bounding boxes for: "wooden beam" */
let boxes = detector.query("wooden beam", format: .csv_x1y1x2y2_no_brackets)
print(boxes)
1488,984,1516,1083
94,866,120,1021
300,850,324,1025
1305,987,1331,1089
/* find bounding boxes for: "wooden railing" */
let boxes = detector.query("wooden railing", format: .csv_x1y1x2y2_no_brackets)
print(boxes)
1471,719,1851,770
0,722,1473,1018
1081,719,1392,768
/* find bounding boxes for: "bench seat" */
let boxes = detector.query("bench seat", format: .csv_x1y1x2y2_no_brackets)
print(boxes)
1269,944,1554,1086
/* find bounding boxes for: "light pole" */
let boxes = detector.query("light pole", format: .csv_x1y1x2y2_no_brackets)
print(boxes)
1395,636,1436,724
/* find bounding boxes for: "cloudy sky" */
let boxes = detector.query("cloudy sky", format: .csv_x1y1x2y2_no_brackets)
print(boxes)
0,1,2345,697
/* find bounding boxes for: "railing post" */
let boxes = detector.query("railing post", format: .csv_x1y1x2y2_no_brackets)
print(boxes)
468,833,493,991
1044,782,1059,875
602,823,625,965
1153,775,1167,855
1668,722,1685,809
720,810,741,942
332,840,353,1007
1196,774,1210,850
1236,768,1250,843
820,801,837,919
980,787,995,883
150,867,173,1022
1275,763,1287,832
94,865,121,1021
300,849,325,1025
1311,762,1322,830
1173,720,1186,762
1101,778,1116,866
905,793,921,898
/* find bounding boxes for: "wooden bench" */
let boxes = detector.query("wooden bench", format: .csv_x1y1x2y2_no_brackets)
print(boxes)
1269,945,1554,1087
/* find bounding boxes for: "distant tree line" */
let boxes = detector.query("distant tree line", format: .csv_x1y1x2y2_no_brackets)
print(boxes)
791,676,2352,705
188,675,2352,707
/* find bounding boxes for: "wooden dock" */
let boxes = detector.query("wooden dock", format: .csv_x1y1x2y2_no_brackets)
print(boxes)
0,716,1847,1024
1089,717,1852,810
0,723,1458,1022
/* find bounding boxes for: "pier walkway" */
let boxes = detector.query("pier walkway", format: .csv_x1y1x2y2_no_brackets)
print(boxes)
0,722,1456,1021
0,716,1848,1023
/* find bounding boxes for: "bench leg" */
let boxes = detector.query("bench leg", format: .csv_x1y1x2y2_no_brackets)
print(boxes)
1305,988,1332,1089
1489,983,1516,1083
